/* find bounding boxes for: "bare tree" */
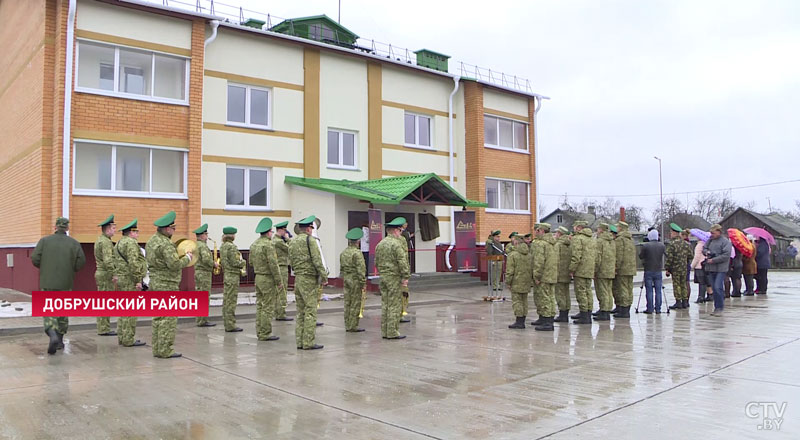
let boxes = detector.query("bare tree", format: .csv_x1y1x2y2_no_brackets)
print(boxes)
652,197,684,227
621,205,646,231
692,193,718,219
714,190,737,221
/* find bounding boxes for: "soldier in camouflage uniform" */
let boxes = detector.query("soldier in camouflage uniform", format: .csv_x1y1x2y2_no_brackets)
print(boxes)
529,229,545,325
531,223,559,331
94,214,117,336
376,217,411,339
398,221,413,323
272,221,293,321
114,219,147,347
506,235,532,329
554,226,572,322
341,228,367,332
612,222,637,318
146,211,192,358
193,223,217,327
523,233,533,250
570,221,597,324
593,223,616,321
32,217,86,355
666,223,692,309
250,218,282,341
289,216,328,350
485,230,504,291
220,226,245,332
505,232,518,255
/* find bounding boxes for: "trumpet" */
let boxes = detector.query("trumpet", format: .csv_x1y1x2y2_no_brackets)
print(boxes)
402,295,409,316
209,239,221,276
237,250,247,277
358,286,366,318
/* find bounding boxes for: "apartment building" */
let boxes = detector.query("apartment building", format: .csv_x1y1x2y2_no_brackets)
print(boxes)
0,0,546,292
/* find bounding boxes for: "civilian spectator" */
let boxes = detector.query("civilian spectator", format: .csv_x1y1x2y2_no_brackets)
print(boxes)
639,229,666,314
704,224,732,316
755,237,771,294
742,235,757,296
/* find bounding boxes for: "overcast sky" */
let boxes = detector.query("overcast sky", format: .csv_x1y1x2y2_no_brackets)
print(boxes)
210,0,800,215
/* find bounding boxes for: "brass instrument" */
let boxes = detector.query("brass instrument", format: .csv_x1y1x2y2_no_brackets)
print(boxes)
402,295,409,316
358,286,366,318
237,250,247,277
209,239,221,276
175,239,199,267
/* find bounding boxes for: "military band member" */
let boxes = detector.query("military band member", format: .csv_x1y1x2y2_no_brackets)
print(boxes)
32,217,86,355
553,226,572,323
94,214,117,336
114,219,147,347
485,230,504,291
376,217,410,339
505,232,519,255
220,226,245,332
594,223,616,321
289,215,328,350
612,221,636,318
399,221,413,323
666,223,692,309
531,223,558,331
341,228,367,332
523,233,533,249
272,221,293,321
250,218,282,341
570,221,596,324
193,224,217,327
506,234,532,329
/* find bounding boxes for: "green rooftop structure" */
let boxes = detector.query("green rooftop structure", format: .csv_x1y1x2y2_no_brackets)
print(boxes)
414,49,450,73
269,15,359,48
284,173,486,207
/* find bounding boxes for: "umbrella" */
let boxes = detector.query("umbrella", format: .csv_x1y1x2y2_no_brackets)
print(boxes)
743,227,776,246
727,228,755,258
689,228,710,242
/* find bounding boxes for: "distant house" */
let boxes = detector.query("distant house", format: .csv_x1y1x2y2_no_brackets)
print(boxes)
720,208,800,268
656,213,712,235
540,206,603,231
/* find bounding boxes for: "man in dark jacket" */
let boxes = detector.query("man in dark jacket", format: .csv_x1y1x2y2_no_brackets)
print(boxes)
31,217,87,354
755,238,771,294
639,229,666,313
704,224,732,316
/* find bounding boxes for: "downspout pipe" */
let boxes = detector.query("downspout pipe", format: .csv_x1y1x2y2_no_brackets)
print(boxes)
61,0,77,220
205,20,219,47
445,75,460,271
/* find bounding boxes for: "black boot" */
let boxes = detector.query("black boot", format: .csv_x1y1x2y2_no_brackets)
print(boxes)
669,301,681,310
573,311,592,324
553,310,570,323
508,316,526,329
570,312,581,319
731,291,742,297
592,310,600,317
611,307,618,314
682,299,690,308
56,331,65,350
530,315,543,326
535,317,554,331
594,311,610,321
46,329,60,355
613,306,630,318
695,295,705,304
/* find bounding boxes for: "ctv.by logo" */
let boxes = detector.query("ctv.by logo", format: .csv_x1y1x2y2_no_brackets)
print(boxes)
745,401,787,431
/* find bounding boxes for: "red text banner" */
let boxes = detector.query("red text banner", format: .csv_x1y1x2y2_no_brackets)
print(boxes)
32,291,210,317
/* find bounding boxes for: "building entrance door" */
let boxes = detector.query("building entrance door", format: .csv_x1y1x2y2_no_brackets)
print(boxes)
385,212,416,273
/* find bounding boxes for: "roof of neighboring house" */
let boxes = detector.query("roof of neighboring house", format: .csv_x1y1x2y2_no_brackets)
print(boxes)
658,213,712,231
721,208,800,238
284,173,486,207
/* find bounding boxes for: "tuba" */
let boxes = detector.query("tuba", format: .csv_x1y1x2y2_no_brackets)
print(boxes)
175,239,199,267
209,238,221,276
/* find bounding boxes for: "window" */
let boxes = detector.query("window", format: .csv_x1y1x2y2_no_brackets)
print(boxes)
327,129,357,169
557,214,563,224
484,115,528,152
310,24,336,41
73,141,186,197
76,40,188,103
226,166,270,209
485,178,530,213
404,112,432,148
227,83,271,128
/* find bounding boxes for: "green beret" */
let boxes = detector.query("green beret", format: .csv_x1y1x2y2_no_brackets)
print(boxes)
153,211,176,227
296,215,316,226
524,233,532,238
255,217,273,234
98,214,115,227
275,221,289,229
223,226,237,235
573,220,588,227
345,227,364,240
669,223,683,232
491,230,501,236
508,231,519,239
609,224,618,233
618,221,629,230
55,217,69,229
386,217,406,228
193,223,208,234
121,219,138,231
557,226,569,235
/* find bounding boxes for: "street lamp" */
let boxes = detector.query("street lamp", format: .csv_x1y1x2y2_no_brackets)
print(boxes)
654,156,664,242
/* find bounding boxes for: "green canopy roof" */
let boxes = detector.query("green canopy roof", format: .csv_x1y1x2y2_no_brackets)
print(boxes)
285,173,487,207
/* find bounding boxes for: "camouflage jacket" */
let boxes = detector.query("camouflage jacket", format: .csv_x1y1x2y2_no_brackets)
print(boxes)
94,234,115,276
145,232,190,286
250,235,281,280
194,240,214,274
532,233,559,284
595,231,617,279
114,236,146,283
485,237,504,256
665,237,692,274
505,241,532,293
614,231,637,276
288,233,328,280
375,235,410,280
555,234,572,283
340,244,366,284
220,239,244,276
505,242,515,256
273,235,290,267
569,228,597,279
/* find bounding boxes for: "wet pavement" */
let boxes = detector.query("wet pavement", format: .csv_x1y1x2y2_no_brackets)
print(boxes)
1,273,798,439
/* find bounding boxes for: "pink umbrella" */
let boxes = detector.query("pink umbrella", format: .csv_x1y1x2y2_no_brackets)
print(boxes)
743,227,776,246
690,228,710,242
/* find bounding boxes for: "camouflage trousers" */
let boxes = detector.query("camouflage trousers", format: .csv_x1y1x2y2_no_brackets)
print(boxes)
151,280,179,358
574,277,594,312
612,275,634,307
42,288,68,335
116,279,139,347
294,274,320,348
255,274,277,339
380,278,402,338
671,270,688,300
95,272,113,334
511,290,529,317
275,266,289,319
594,278,614,311
555,282,571,312
343,277,364,331
489,261,503,290
195,271,212,326
535,283,556,318
222,273,240,331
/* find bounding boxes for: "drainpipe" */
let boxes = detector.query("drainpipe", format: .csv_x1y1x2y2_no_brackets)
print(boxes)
533,96,542,220
205,20,220,47
61,0,77,221
445,75,460,270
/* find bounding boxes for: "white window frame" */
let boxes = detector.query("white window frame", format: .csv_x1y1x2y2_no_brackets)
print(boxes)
485,177,531,214
225,165,272,211
483,114,529,153
72,139,188,199
226,82,273,130
404,111,433,149
74,39,190,106
326,128,359,170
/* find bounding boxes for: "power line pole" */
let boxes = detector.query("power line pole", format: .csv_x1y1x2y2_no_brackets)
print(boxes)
655,156,664,241
338,0,341,23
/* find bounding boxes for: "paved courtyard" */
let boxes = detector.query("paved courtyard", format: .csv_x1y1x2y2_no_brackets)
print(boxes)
1,273,798,439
